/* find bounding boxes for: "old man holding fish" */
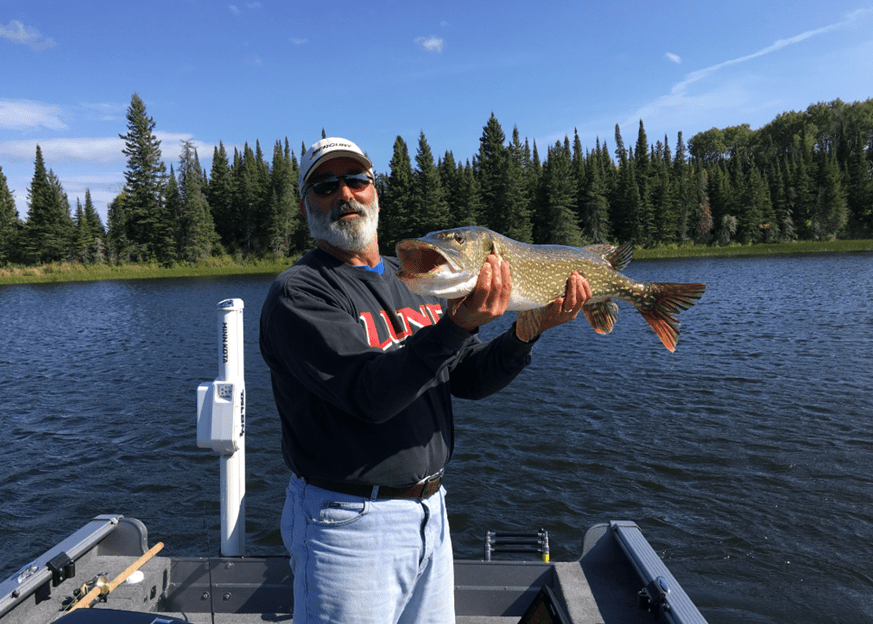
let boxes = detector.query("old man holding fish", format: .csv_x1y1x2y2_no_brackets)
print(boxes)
259,137,591,624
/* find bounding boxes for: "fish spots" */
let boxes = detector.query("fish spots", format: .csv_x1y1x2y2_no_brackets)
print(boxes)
395,226,705,350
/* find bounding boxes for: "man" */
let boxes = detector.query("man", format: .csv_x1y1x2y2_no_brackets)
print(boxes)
259,137,591,623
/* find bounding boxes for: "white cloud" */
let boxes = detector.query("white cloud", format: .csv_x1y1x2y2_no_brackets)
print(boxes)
0,20,56,51
667,9,872,98
0,132,209,166
290,38,308,45
79,101,128,122
622,9,873,134
665,52,681,64
0,99,67,131
1,133,221,222
228,5,240,15
415,36,444,53
0,137,124,164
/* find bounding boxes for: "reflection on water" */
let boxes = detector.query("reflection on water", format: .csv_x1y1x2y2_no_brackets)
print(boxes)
2,254,872,623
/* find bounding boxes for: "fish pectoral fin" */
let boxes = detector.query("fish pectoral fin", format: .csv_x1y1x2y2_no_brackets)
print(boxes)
582,300,618,335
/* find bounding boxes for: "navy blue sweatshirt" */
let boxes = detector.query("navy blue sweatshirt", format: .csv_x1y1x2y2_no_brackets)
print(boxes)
259,248,534,488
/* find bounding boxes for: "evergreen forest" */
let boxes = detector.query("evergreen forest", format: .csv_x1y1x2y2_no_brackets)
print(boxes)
1,93,872,269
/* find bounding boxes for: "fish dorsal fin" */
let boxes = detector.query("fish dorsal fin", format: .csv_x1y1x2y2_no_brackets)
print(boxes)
586,242,633,271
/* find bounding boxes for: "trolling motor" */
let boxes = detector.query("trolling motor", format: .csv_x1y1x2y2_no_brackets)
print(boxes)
196,298,246,556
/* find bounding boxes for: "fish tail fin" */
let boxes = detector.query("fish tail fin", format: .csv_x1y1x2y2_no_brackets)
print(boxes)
638,283,707,352
583,300,619,334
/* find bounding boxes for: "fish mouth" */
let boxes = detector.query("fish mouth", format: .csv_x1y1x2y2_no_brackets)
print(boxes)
395,241,458,278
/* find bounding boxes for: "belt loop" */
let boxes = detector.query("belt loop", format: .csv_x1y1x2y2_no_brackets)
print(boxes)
370,485,380,500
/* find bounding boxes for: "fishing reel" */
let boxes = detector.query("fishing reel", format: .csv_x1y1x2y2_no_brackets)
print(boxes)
61,574,109,611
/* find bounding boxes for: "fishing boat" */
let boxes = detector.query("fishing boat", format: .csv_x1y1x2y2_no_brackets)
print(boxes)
0,300,709,624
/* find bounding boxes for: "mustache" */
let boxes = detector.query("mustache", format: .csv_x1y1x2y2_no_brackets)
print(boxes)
329,200,370,222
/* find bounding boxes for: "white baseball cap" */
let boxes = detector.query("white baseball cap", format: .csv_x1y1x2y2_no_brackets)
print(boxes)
298,137,373,192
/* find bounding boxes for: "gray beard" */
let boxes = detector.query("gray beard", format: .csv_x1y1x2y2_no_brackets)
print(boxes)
305,197,379,252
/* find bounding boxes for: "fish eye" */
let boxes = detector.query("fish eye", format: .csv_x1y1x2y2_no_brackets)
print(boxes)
438,231,464,244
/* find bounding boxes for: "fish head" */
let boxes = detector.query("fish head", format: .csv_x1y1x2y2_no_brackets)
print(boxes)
395,226,496,298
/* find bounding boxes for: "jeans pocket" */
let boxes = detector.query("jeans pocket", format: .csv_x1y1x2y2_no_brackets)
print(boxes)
309,500,369,527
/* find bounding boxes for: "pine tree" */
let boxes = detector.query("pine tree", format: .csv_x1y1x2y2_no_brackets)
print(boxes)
176,140,216,261
476,113,509,233
634,121,654,245
24,145,74,263
521,138,540,231
692,167,713,243
437,151,462,224
811,148,847,240
411,131,450,236
80,189,105,262
610,125,642,244
163,168,183,263
764,160,789,242
106,194,129,262
775,158,796,242
650,146,678,245
379,136,415,254
845,133,873,236
571,130,587,227
456,161,484,228
207,142,235,250
119,93,167,261
737,162,771,243
672,132,693,242
788,141,816,239
503,127,532,242
579,141,610,244
265,140,298,257
527,141,548,243
73,199,92,262
0,164,21,265
83,190,104,236
540,140,581,246
250,140,272,251
706,162,733,243
231,143,270,254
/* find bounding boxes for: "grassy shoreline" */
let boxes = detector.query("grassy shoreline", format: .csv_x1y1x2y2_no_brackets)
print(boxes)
0,256,297,285
2,240,871,285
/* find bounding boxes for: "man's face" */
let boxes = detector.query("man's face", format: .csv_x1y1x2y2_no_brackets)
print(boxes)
302,157,379,252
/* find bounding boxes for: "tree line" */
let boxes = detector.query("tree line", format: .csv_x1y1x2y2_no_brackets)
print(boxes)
1,93,871,268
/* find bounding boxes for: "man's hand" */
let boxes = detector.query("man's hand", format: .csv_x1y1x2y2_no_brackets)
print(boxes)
516,271,592,342
446,254,512,332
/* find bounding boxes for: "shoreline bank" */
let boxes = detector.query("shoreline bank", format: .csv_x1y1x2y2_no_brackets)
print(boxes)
2,239,871,285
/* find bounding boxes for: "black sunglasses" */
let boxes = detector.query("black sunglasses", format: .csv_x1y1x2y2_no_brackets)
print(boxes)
305,173,373,197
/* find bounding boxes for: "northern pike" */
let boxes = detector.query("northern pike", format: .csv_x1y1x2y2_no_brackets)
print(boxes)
395,226,706,351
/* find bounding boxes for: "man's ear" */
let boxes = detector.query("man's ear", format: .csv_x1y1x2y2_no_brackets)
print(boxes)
299,199,307,219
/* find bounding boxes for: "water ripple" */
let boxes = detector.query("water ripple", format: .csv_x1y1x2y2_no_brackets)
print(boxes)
2,256,873,623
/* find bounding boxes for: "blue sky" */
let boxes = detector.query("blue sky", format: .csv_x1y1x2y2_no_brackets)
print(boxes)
2,1,872,224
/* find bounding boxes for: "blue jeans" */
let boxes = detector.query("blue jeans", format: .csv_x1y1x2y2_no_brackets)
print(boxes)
281,474,455,624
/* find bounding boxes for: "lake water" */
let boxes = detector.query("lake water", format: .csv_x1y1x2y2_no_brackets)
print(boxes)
2,253,872,623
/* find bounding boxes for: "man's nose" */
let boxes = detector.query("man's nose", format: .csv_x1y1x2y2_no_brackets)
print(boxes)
338,178,357,201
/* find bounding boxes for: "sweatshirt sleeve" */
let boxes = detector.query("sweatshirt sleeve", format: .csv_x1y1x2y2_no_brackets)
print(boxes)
448,322,534,400
261,277,484,424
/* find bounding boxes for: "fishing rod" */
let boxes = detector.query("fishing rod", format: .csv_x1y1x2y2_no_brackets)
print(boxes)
64,542,164,613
